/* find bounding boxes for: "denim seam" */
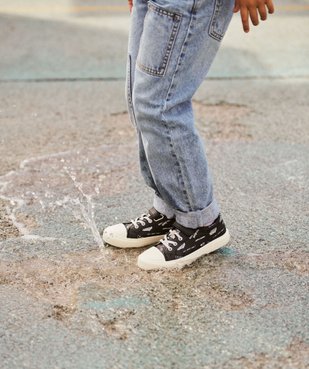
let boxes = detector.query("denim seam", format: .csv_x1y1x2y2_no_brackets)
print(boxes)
148,1,182,19
208,0,224,42
126,54,138,130
161,113,192,210
165,3,197,103
139,132,159,193
159,1,198,212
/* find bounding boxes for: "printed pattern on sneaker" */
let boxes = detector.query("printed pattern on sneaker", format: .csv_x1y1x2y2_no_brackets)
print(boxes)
124,207,175,239
156,214,227,261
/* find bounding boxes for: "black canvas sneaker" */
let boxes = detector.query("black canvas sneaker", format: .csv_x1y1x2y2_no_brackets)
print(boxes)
137,214,230,270
102,207,175,248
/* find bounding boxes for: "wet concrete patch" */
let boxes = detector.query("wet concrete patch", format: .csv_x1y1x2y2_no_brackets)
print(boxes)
1,244,304,318
79,283,150,313
0,242,308,368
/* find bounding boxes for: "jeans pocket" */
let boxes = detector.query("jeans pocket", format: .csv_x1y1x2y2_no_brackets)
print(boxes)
209,0,233,42
136,0,182,77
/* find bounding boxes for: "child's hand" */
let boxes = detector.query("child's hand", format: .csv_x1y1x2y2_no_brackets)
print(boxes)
233,0,274,33
128,0,133,13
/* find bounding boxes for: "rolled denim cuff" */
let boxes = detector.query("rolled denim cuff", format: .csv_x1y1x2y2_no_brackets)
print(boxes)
154,193,220,228
175,198,220,228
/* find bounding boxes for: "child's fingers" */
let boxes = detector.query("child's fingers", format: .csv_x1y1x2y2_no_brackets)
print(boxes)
240,6,250,32
258,2,267,21
238,0,274,33
249,6,259,26
233,0,240,13
266,0,275,14
233,4,240,13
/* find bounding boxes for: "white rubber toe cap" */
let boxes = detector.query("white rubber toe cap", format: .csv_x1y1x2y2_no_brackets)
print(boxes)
137,246,166,270
102,223,127,245
102,223,164,249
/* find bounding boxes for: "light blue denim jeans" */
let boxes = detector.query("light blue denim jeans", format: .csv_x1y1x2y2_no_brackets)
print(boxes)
125,0,234,228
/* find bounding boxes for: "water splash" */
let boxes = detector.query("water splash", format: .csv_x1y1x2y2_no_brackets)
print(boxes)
0,145,134,249
63,165,104,250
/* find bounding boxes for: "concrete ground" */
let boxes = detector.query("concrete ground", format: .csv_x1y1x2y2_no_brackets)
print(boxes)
0,1,308,368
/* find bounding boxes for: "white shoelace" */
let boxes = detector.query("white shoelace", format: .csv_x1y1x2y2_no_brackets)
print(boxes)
131,213,153,229
161,229,183,251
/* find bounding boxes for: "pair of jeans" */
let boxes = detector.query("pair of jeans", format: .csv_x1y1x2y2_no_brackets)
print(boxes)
125,0,234,228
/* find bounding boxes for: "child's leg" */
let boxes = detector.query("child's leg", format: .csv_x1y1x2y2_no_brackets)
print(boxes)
125,0,175,218
102,2,178,250
132,0,234,229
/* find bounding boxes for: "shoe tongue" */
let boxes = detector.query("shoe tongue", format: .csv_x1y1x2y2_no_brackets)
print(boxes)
148,207,160,218
173,222,195,237
124,223,132,232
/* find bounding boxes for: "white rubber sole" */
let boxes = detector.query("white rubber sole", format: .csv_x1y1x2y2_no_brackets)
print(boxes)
137,229,231,270
102,232,165,249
